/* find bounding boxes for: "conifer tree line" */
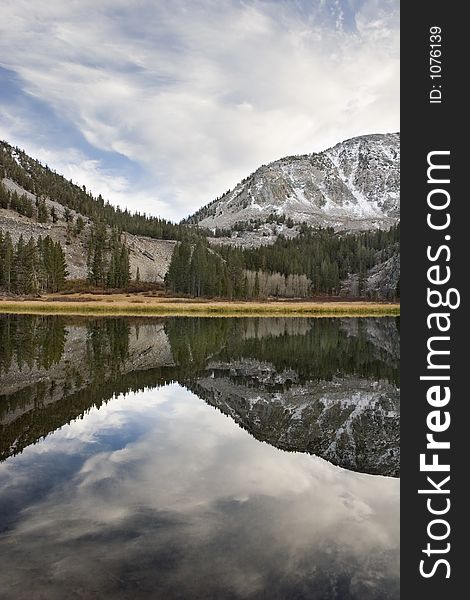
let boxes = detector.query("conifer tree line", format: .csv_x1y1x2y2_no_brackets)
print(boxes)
86,223,131,288
165,240,314,299
237,223,400,295
166,224,399,299
165,239,230,297
0,232,68,294
0,225,131,293
1,142,189,241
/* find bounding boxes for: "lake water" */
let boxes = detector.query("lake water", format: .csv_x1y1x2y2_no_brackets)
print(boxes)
0,315,400,599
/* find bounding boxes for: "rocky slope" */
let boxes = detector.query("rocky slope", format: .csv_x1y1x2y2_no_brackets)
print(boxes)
341,252,400,300
1,177,175,282
187,133,399,236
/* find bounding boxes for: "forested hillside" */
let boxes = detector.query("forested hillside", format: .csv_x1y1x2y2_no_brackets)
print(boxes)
1,142,178,288
1,138,399,299
165,224,400,299
1,141,185,240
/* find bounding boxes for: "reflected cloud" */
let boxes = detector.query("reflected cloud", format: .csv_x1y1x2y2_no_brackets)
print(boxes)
0,384,399,599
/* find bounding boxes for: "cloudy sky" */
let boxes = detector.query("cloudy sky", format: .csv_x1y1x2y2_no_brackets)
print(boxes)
0,0,399,222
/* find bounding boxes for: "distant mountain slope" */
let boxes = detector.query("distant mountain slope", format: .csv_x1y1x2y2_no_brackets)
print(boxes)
0,177,176,282
0,140,182,240
185,133,399,233
0,141,178,282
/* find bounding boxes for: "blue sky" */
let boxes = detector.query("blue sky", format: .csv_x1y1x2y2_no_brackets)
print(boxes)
0,0,399,222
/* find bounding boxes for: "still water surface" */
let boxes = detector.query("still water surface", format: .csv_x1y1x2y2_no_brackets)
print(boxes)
0,315,399,599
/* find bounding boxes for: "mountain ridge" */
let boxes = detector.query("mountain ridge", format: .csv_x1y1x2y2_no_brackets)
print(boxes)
1,134,399,297
184,132,399,236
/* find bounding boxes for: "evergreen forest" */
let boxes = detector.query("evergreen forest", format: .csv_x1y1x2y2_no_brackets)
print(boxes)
165,224,399,299
1,141,186,240
0,232,68,294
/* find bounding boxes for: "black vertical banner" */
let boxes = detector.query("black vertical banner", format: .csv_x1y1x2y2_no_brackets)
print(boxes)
401,2,466,597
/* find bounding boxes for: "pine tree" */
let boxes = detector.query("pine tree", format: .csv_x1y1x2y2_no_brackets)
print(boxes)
13,235,26,293
23,237,39,294
106,229,130,288
64,207,73,222
39,236,68,292
0,182,10,208
253,271,260,298
75,215,85,235
50,239,68,291
37,199,49,223
119,244,130,287
165,241,191,294
0,232,14,291
87,222,107,287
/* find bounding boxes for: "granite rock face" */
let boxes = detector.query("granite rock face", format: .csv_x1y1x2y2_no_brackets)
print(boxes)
341,252,400,300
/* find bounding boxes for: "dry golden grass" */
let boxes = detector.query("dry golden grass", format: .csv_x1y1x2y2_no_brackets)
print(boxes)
0,293,400,318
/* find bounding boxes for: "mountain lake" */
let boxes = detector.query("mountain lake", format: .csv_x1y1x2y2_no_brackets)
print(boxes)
0,315,399,599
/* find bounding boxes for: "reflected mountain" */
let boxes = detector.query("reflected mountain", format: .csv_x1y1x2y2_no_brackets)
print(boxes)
0,315,400,476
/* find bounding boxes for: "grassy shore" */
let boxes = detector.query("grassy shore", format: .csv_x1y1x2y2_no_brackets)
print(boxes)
0,294,400,318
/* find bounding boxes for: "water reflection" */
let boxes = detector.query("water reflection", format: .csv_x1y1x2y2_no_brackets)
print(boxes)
0,315,400,475
0,384,399,600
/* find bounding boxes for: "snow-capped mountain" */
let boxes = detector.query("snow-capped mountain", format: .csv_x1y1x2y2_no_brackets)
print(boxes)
187,133,399,233
189,366,399,477
183,317,400,477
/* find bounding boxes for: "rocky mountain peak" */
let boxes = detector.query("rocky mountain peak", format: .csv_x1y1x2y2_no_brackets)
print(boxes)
186,132,399,234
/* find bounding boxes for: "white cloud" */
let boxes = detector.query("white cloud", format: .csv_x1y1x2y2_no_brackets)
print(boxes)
0,0,399,221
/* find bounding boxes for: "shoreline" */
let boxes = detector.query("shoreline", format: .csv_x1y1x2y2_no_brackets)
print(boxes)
0,295,400,318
